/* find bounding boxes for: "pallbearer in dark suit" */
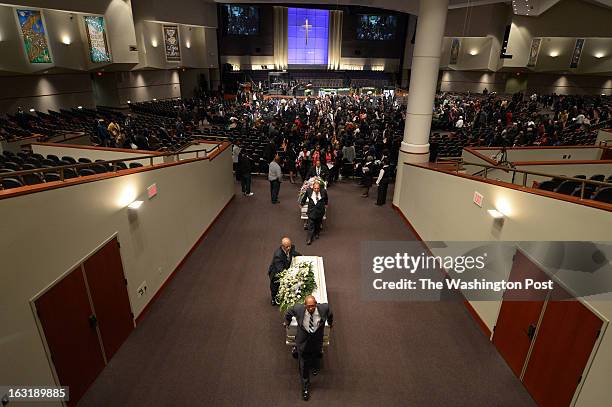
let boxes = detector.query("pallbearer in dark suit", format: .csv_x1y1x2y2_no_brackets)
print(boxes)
268,237,301,306
307,159,329,181
284,296,334,401
300,182,328,245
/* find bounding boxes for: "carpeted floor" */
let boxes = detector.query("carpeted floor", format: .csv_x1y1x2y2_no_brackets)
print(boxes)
77,177,536,407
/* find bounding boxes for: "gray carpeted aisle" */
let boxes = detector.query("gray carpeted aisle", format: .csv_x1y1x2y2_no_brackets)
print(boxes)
77,177,536,407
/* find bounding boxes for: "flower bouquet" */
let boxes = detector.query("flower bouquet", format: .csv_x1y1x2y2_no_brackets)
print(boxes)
275,261,316,312
297,176,327,204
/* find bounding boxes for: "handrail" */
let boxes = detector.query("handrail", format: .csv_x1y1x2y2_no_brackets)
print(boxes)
0,143,222,184
450,160,611,200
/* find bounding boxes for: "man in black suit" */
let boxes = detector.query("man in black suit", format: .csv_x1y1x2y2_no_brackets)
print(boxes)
238,149,253,196
306,159,329,181
300,182,328,245
268,237,301,306
284,295,334,401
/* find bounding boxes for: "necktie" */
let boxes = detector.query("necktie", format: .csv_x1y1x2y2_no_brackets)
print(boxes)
317,167,320,176
309,312,315,333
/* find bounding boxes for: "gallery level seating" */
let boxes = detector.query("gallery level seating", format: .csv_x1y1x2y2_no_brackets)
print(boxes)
535,174,612,203
1,106,193,153
0,150,135,189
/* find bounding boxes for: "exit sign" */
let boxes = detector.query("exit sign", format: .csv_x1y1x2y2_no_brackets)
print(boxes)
147,183,158,199
473,191,483,207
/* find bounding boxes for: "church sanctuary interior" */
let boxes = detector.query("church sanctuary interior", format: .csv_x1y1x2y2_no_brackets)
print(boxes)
2,0,612,406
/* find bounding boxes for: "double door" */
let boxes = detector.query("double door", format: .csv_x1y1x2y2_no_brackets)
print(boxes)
34,236,134,406
492,249,604,407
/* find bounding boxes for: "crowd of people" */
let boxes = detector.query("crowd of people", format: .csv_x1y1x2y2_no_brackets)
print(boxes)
432,91,610,149
93,114,191,151
225,93,406,202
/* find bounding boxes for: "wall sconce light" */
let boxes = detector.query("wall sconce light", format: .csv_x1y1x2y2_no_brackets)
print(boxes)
469,49,478,56
127,100,131,104
594,53,605,59
487,209,505,219
128,200,144,210
61,35,71,45
77,106,83,109
153,98,157,101
186,41,191,49
151,39,158,48
29,108,36,113
549,51,559,58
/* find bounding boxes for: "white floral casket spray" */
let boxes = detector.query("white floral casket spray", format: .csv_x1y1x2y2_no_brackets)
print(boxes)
275,261,316,312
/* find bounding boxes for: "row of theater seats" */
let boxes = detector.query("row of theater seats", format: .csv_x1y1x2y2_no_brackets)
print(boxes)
430,133,464,158
1,108,95,142
221,126,382,178
2,105,186,152
0,150,143,190
537,174,612,203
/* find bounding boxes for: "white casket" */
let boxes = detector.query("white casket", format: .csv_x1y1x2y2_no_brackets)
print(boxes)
285,256,330,347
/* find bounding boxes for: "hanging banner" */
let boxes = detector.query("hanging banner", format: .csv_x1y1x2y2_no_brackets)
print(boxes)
84,15,112,63
527,38,541,67
570,38,585,69
163,25,181,62
16,9,52,63
449,38,460,65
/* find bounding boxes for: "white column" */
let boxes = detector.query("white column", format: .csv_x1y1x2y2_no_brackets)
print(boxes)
393,0,448,206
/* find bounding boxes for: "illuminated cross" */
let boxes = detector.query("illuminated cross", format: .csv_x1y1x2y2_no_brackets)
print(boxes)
302,18,312,45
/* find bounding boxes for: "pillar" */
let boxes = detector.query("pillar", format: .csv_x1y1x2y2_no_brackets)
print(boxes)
393,0,448,206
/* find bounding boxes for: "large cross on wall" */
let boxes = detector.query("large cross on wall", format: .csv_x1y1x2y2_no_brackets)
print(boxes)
302,18,312,45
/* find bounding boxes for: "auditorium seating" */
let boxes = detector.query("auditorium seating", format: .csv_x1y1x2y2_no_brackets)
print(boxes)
0,150,140,190
1,105,193,153
535,174,612,203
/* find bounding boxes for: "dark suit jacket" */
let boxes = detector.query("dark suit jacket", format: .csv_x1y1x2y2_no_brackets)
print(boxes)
300,188,328,220
285,303,334,353
268,245,301,278
307,165,329,181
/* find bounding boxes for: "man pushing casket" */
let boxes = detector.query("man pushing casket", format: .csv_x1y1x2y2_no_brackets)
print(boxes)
300,182,328,245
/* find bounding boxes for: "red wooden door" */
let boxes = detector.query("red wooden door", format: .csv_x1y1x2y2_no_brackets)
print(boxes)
35,267,106,407
83,237,134,361
523,286,603,407
492,250,551,377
